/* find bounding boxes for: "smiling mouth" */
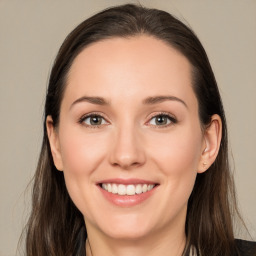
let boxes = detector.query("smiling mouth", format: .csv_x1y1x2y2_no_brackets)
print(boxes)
100,183,157,196
98,180,159,207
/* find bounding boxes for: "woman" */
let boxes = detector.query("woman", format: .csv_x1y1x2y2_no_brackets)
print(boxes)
24,4,256,256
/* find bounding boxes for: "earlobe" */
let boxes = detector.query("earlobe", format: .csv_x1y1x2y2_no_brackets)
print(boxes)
46,116,64,171
198,114,222,173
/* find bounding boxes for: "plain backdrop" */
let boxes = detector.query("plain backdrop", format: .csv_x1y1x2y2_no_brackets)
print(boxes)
0,0,255,255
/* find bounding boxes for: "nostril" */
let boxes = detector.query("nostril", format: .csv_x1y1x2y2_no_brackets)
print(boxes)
111,161,142,170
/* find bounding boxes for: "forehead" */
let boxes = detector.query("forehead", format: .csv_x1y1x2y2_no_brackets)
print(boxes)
65,35,197,108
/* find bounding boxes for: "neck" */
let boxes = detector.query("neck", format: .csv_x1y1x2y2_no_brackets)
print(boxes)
85,224,186,256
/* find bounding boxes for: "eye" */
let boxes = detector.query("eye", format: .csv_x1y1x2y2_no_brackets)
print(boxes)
79,114,108,127
148,113,177,127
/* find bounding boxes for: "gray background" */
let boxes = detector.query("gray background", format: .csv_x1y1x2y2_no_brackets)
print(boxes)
0,0,255,255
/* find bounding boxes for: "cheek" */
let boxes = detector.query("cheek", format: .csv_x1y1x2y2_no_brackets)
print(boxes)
57,127,109,211
149,126,202,174
147,124,202,200
59,128,108,175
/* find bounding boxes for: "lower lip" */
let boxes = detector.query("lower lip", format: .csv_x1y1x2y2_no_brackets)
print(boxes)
98,185,158,207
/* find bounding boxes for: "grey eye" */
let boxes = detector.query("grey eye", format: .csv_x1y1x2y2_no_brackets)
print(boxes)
149,115,172,126
83,115,107,126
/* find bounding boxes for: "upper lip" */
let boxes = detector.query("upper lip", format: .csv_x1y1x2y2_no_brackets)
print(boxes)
97,178,159,185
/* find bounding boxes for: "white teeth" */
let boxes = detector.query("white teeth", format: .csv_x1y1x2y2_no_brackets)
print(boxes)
101,183,156,195
126,185,135,195
107,183,112,193
112,183,118,194
148,184,154,191
142,184,148,193
135,184,142,194
118,184,126,195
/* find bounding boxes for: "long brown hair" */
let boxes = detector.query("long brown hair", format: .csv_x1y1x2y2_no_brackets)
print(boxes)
24,4,243,255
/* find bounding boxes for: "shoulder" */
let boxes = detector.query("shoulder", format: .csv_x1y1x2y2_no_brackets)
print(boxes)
235,239,256,256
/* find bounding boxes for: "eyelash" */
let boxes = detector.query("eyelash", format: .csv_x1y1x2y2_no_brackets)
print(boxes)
78,112,177,129
146,112,177,128
78,112,109,129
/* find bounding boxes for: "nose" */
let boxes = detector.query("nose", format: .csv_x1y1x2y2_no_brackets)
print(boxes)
109,125,146,170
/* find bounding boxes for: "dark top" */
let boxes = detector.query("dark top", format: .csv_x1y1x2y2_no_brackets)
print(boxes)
236,239,256,256
75,226,256,255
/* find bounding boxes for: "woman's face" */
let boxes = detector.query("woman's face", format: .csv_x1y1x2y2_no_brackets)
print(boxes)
48,36,208,240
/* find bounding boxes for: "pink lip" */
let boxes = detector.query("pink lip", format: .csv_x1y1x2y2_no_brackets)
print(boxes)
97,179,159,207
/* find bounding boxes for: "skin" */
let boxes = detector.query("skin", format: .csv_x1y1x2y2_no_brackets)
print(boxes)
47,36,222,256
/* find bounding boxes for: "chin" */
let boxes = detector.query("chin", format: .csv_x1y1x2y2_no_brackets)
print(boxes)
94,213,156,240
104,225,152,241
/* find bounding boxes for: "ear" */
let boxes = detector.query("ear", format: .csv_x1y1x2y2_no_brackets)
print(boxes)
46,116,64,171
197,114,222,173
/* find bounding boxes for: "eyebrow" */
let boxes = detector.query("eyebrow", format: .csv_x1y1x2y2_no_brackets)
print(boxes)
70,96,109,109
70,95,187,109
143,96,188,108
